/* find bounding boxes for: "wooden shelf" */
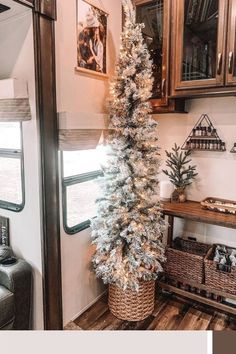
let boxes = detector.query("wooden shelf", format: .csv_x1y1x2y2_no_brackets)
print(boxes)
159,281,236,316
188,136,219,140
163,275,236,301
163,201,236,229
183,148,226,152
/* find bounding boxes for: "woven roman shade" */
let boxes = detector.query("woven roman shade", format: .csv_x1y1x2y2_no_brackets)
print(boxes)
0,98,31,121
59,129,104,151
58,111,110,151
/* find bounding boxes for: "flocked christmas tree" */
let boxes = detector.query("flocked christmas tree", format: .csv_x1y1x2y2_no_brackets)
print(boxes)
91,0,167,291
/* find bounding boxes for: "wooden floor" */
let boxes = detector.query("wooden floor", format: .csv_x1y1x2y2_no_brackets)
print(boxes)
65,293,236,331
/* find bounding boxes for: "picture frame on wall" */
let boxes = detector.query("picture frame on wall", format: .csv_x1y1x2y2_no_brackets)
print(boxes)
75,0,109,78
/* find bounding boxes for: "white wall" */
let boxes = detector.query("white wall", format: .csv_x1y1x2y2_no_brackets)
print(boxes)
0,9,44,329
156,96,236,247
55,0,122,326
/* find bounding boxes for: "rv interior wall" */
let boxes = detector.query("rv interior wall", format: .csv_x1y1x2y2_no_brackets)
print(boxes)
0,1,44,329
56,0,236,326
55,0,122,326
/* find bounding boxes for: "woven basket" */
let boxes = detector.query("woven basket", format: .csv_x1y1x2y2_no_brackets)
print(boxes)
164,238,211,284
108,281,155,321
205,245,236,295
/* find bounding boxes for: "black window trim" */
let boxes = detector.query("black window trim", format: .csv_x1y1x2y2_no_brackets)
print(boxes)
0,123,25,212
61,151,103,235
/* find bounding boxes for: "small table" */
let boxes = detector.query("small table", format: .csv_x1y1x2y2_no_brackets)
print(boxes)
160,200,236,315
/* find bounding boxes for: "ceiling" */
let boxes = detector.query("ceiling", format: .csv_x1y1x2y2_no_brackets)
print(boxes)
0,0,30,22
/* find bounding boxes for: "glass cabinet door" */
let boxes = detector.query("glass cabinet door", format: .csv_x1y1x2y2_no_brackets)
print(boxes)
226,0,236,86
136,0,169,106
173,0,227,90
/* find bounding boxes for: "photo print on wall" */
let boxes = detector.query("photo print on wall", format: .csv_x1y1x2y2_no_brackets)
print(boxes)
76,0,108,77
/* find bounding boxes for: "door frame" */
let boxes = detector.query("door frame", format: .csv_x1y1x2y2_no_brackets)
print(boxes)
13,0,63,330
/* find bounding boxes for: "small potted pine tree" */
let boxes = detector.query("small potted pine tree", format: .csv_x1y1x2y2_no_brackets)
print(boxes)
91,0,167,321
163,144,198,202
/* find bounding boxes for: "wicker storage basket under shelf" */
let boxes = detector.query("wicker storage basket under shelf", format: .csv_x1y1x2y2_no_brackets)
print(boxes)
205,245,236,295
164,238,211,284
108,281,155,321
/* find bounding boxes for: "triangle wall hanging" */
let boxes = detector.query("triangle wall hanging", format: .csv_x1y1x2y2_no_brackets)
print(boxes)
182,114,226,152
230,143,236,153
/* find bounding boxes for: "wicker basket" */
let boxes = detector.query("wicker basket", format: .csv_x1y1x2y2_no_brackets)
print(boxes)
205,245,236,295
164,238,211,284
108,281,155,321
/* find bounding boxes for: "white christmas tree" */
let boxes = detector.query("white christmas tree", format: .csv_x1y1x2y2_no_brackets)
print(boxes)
91,0,167,291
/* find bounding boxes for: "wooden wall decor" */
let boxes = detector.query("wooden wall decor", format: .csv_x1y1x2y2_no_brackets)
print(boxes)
182,114,226,152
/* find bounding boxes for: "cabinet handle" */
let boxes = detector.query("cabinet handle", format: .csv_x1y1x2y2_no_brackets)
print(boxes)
229,51,234,74
161,78,167,97
217,53,223,75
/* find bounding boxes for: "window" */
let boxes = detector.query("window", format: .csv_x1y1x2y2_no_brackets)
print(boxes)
61,147,106,234
0,122,25,212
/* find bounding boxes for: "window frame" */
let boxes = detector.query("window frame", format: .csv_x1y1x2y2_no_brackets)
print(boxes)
61,151,103,235
0,123,25,212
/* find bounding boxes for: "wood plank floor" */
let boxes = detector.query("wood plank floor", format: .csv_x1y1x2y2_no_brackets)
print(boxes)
65,293,236,331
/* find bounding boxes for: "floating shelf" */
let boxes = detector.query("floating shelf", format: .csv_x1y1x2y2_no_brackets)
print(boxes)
182,114,226,152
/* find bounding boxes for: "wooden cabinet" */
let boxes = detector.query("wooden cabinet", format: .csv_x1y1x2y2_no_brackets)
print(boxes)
135,0,186,113
226,0,236,86
171,0,236,98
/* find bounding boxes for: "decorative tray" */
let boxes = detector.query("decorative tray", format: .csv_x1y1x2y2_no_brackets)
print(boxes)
201,197,236,215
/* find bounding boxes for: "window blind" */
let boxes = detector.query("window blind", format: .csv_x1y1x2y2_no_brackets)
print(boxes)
59,129,104,151
0,98,31,121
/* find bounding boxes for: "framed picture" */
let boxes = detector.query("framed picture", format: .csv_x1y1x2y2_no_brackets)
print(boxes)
76,0,109,78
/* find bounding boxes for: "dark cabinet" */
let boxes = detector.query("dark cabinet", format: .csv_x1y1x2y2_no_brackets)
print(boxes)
135,0,185,113
171,0,236,97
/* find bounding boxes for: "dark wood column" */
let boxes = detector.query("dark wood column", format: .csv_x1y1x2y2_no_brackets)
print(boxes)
12,0,62,330
33,0,63,330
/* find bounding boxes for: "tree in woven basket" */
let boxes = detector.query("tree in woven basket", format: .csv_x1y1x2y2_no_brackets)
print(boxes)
91,0,167,291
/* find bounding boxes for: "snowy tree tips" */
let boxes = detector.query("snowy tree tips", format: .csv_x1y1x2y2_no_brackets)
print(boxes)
122,0,136,25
